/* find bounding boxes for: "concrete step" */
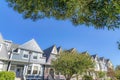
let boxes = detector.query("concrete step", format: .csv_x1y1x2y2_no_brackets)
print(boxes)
15,78,21,80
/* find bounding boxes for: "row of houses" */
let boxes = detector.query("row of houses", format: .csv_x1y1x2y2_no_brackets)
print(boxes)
0,34,113,80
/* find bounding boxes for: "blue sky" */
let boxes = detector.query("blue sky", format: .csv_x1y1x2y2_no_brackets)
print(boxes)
0,1,120,67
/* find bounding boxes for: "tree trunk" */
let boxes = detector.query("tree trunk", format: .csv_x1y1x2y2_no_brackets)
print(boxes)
66,77,71,80
65,75,72,80
76,74,79,80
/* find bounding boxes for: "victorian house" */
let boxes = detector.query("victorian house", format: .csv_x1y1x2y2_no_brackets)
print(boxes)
0,34,46,80
0,34,113,80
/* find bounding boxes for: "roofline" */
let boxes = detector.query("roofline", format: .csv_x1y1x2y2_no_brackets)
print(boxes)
18,47,43,53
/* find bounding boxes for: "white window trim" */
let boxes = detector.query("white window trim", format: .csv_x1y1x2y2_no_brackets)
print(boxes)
32,52,38,60
27,65,32,75
22,51,29,59
33,55,38,60
23,54,29,59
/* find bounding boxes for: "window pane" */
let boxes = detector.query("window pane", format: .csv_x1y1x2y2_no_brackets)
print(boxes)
33,66,38,74
23,54,28,58
34,66,38,70
10,65,15,70
27,66,31,74
33,70,37,74
33,56,37,59
28,66,32,70
27,70,31,74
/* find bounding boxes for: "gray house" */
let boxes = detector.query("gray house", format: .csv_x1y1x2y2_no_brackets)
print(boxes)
0,34,46,80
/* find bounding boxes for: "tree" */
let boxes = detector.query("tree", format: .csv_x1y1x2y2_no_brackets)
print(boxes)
107,68,115,79
97,71,106,80
82,75,93,80
115,65,120,80
6,0,120,29
0,71,15,80
115,65,120,71
51,50,94,80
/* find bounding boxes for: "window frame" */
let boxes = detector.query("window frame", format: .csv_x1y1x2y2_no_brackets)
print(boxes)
32,66,39,74
33,55,38,59
23,50,29,59
27,66,32,74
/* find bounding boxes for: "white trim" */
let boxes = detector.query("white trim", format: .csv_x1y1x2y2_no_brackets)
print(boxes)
0,44,2,51
32,55,38,60
18,49,21,53
0,63,3,71
22,50,29,59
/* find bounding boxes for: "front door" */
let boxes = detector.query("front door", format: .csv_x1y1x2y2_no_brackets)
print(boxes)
16,67,23,77
49,69,54,79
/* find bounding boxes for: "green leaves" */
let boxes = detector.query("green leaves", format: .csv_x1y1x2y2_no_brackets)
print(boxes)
52,50,94,79
6,0,120,29
0,71,15,80
115,65,120,79
98,71,106,78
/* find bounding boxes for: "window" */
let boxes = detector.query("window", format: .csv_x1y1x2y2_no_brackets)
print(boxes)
10,65,16,71
33,56,37,59
32,52,38,59
27,66,32,74
23,50,29,58
23,54,28,58
33,66,38,74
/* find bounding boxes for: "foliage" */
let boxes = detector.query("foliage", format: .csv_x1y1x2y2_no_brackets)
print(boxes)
115,70,120,80
52,50,94,80
82,75,93,80
115,65,120,71
6,0,120,29
107,68,115,79
115,65,120,80
97,71,106,78
0,71,15,80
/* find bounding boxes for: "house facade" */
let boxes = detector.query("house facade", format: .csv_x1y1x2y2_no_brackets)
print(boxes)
91,54,114,79
0,34,46,80
0,34,113,80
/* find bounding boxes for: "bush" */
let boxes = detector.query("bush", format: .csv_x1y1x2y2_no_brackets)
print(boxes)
0,71,15,80
82,75,93,80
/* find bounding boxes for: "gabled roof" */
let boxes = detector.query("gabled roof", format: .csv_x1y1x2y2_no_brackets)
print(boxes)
57,46,62,54
0,44,9,60
19,39,43,53
68,48,76,53
44,45,57,55
99,57,104,61
81,51,89,55
91,54,98,59
43,45,58,63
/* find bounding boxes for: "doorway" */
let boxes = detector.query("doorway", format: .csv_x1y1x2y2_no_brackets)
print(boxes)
16,67,23,77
